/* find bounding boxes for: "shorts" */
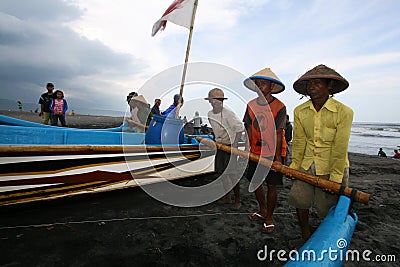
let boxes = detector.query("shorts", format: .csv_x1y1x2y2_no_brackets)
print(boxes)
246,157,283,185
215,148,237,175
288,163,349,217
42,112,52,125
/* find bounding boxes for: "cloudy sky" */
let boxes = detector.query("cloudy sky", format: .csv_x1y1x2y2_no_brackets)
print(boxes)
0,0,399,122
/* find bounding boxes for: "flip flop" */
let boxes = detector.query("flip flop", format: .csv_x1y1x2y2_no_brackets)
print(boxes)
262,223,275,233
248,212,265,221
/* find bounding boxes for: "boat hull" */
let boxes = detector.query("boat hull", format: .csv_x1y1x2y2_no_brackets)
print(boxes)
0,145,215,205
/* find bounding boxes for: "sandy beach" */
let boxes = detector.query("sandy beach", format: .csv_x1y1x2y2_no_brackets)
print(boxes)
0,112,399,266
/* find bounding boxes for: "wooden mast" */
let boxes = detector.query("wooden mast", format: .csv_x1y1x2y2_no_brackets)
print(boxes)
176,0,199,118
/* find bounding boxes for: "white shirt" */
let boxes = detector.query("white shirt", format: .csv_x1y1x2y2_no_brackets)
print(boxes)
207,107,244,145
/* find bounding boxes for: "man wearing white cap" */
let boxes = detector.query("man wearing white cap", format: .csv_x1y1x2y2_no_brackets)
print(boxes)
243,67,287,233
205,88,244,209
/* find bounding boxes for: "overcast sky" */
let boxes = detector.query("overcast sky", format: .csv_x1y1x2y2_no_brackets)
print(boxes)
0,0,399,122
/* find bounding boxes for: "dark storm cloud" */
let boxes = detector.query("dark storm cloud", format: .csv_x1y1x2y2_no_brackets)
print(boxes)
0,0,81,22
0,0,144,111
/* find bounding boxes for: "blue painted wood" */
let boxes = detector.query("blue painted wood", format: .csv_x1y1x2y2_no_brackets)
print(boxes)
0,115,124,132
284,196,358,266
0,125,145,145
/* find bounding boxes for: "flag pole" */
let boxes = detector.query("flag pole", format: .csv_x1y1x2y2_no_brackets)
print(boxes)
176,0,198,118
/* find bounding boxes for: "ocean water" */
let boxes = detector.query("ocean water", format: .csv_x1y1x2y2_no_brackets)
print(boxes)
349,122,400,156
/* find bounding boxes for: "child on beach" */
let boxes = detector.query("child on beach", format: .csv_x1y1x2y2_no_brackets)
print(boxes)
393,149,400,159
243,67,287,233
378,148,387,157
38,82,55,124
205,88,244,209
50,90,68,127
17,100,22,112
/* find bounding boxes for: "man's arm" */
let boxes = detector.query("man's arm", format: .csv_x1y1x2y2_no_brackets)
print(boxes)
289,107,307,170
329,106,353,183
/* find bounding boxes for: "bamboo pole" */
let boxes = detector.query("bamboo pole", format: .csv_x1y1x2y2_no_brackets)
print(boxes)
175,0,199,118
0,144,206,155
196,137,371,205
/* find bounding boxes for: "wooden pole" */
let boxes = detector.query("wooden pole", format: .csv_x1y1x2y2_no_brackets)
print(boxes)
196,137,371,205
0,144,206,156
176,0,199,118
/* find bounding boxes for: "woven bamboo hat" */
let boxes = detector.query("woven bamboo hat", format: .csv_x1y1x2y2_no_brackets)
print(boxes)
243,67,285,94
204,88,227,100
293,64,349,95
129,95,148,105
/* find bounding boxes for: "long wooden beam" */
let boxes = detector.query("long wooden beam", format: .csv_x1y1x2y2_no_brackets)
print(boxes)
197,137,370,205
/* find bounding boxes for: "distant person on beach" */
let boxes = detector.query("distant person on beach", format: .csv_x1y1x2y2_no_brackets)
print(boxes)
128,95,151,133
205,88,244,209
38,82,56,124
288,64,353,247
162,94,183,119
17,100,22,112
393,149,400,159
50,90,68,127
187,111,203,135
243,67,287,233
378,148,387,157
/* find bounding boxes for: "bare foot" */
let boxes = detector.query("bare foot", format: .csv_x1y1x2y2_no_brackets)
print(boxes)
217,196,232,204
231,202,241,210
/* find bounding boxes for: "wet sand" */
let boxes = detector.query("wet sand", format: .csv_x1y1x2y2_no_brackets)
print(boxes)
0,111,399,266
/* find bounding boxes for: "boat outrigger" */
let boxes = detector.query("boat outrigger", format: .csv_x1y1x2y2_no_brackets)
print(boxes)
0,115,215,206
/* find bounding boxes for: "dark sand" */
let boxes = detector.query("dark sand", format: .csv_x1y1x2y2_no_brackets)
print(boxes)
0,112,399,266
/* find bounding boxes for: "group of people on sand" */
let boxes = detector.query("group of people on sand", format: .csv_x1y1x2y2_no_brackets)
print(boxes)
125,92,184,133
378,147,400,159
204,64,353,249
38,82,69,127
128,64,353,249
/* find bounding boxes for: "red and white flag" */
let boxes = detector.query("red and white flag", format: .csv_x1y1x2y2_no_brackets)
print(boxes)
151,0,196,37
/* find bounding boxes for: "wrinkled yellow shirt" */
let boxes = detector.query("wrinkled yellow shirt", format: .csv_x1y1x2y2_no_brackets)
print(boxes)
289,97,353,183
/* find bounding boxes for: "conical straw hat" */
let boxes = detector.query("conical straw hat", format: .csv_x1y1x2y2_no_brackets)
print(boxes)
243,67,285,94
204,88,227,100
293,64,349,95
129,95,148,106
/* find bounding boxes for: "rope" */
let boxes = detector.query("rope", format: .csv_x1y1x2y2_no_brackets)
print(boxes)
0,211,296,230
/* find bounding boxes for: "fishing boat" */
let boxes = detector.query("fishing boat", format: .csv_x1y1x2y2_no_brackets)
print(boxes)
0,115,215,206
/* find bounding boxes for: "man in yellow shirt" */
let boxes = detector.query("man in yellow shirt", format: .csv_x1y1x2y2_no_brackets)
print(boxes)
288,64,353,246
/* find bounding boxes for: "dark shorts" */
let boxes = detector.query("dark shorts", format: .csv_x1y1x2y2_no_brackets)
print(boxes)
215,148,237,175
246,157,283,185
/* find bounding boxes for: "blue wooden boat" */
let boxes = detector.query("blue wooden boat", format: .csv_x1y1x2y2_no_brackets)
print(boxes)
284,196,358,267
0,115,215,205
